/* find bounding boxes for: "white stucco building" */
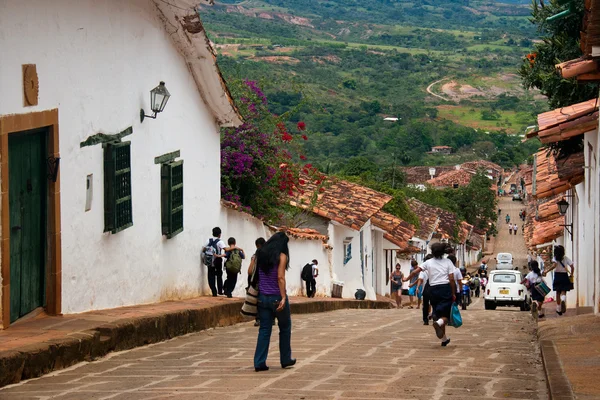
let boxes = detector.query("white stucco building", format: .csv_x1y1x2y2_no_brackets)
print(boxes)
0,0,242,328
526,98,599,314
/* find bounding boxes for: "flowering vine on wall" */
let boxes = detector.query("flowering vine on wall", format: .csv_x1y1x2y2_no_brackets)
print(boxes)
221,79,324,222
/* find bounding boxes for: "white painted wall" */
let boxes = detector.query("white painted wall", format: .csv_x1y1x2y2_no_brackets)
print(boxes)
0,1,223,313
220,207,333,298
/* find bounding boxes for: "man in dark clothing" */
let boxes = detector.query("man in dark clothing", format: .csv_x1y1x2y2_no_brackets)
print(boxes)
306,260,318,298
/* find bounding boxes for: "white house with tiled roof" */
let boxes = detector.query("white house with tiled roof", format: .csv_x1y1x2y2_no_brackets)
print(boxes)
0,0,241,328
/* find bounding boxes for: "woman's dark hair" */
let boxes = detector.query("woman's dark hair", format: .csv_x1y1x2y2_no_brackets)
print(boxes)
430,242,446,259
554,245,565,262
530,260,541,275
410,259,418,267
447,254,457,266
424,254,434,261
256,232,290,273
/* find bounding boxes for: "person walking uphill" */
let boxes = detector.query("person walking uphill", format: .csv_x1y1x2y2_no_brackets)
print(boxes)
223,237,245,298
543,245,575,315
301,260,319,298
254,232,296,372
202,227,227,297
405,243,456,346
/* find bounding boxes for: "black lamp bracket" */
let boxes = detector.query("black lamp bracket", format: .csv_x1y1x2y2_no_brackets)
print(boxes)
47,157,60,182
140,109,157,123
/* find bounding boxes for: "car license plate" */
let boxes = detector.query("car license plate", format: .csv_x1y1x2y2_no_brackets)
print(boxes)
500,289,509,295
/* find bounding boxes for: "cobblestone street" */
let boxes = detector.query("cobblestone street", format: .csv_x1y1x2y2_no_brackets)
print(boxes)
0,300,546,400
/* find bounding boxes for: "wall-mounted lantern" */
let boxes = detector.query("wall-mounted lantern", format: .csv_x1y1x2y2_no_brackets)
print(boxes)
557,198,573,240
140,81,171,123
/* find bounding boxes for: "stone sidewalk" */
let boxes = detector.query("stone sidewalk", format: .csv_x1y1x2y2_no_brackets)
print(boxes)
0,296,390,388
0,299,548,400
538,309,600,400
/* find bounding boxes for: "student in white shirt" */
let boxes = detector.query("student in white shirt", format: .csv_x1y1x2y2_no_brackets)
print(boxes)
405,243,456,346
542,245,575,315
521,260,545,318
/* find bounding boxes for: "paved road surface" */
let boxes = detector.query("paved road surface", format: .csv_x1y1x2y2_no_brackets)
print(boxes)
488,180,528,273
1,301,547,399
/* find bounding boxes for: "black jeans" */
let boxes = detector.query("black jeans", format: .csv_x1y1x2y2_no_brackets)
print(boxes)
306,279,316,297
224,271,238,296
422,283,431,323
207,258,223,296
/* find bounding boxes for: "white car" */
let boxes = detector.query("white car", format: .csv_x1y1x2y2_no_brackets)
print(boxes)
495,252,513,270
484,270,529,311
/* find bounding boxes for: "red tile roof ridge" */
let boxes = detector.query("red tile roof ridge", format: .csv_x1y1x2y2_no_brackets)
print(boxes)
290,175,393,231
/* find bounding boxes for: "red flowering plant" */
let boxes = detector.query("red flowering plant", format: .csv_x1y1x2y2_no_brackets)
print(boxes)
221,79,324,222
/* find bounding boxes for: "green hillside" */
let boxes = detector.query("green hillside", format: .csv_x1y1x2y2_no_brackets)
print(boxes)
201,0,543,170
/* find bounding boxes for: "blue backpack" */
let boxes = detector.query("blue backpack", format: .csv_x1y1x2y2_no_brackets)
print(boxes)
203,238,219,267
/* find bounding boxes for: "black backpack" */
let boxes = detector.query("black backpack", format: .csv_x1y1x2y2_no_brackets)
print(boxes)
301,263,312,281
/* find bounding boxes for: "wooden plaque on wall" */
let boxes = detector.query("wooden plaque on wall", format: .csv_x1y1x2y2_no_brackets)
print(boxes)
22,64,39,107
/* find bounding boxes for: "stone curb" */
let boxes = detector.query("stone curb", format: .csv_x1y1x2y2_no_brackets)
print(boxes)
539,338,575,400
0,299,389,388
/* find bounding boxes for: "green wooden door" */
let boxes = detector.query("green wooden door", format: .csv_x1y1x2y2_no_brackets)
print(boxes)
9,129,47,323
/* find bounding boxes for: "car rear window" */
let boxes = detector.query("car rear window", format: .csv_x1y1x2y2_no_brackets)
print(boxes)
493,274,516,283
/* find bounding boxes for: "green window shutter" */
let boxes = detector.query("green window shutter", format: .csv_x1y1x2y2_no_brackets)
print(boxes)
161,160,183,238
104,141,133,234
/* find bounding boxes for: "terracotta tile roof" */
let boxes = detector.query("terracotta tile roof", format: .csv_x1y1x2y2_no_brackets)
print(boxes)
556,151,585,184
581,0,600,57
291,176,393,231
426,168,474,188
531,150,585,199
407,198,458,241
432,146,452,149
406,198,439,240
460,160,503,177
527,98,598,143
403,166,455,184
531,215,564,246
468,230,485,251
371,210,416,251
458,221,474,244
277,227,328,243
537,197,561,222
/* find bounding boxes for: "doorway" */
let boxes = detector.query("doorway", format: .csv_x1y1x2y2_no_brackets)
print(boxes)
0,109,61,329
9,129,47,322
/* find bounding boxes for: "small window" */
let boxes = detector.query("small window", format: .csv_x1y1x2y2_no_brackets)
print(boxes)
161,160,184,238
104,141,133,233
493,274,516,283
343,241,352,265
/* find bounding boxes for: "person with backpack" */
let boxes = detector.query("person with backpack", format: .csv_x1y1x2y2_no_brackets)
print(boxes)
248,237,267,327
201,227,235,297
472,274,481,298
223,237,246,298
301,260,318,297
543,245,575,315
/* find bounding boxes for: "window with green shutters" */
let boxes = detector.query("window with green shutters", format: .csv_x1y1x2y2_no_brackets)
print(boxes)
104,141,133,233
161,160,183,238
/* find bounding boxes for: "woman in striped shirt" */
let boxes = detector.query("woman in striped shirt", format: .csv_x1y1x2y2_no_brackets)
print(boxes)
254,232,296,372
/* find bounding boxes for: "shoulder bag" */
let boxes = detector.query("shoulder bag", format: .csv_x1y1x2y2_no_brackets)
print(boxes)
241,263,259,320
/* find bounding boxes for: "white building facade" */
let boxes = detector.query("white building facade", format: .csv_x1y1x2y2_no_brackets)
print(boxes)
0,0,241,327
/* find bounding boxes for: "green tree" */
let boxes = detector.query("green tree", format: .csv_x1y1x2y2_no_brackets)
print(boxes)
446,170,497,230
519,0,597,108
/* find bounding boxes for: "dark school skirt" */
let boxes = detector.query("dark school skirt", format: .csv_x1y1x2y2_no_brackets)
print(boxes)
429,283,453,319
531,286,545,302
553,272,573,292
